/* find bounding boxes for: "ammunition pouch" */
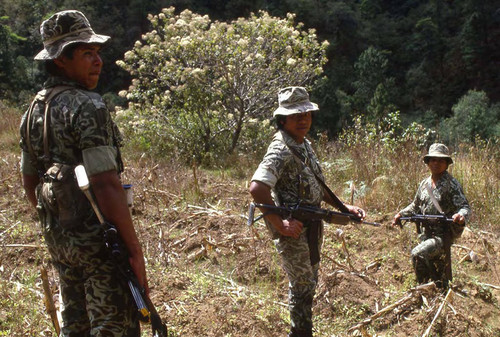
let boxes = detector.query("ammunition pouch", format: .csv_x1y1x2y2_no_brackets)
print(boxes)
41,163,90,228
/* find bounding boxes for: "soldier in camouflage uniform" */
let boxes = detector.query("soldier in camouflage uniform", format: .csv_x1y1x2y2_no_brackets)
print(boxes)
20,10,147,336
250,87,366,337
392,143,471,288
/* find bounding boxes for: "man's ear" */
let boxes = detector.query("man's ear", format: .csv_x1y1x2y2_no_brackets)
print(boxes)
53,56,66,68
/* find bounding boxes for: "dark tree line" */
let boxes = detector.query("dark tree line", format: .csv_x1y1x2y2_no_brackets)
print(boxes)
1,0,499,138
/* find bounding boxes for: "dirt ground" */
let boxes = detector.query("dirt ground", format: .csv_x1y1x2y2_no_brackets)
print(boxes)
1,159,499,336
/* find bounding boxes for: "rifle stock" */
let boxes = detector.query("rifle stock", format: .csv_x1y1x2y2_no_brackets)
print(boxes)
247,202,380,227
74,165,168,337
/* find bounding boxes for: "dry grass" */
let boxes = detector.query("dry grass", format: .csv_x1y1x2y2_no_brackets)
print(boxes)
1,103,499,336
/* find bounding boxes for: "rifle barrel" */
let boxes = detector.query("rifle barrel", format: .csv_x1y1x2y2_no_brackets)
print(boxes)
249,203,381,227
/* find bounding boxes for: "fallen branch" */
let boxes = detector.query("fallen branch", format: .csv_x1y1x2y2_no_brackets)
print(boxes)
335,229,357,272
3,244,44,248
481,239,500,284
348,282,437,333
144,187,179,199
477,282,500,290
422,288,453,337
0,221,21,239
40,266,60,336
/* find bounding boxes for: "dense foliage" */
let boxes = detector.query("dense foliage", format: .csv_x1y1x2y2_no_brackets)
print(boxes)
1,0,499,147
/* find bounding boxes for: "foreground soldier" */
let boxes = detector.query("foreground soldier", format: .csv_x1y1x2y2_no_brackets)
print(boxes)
20,10,147,336
392,143,471,288
249,87,365,337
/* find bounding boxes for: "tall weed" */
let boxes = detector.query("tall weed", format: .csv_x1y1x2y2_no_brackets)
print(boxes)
315,112,498,233
0,101,22,152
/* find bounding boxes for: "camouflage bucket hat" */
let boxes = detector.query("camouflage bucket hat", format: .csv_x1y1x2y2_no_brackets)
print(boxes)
273,86,319,117
34,10,110,60
423,143,453,164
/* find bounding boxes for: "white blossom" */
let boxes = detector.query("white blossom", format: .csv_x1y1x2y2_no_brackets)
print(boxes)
237,38,249,47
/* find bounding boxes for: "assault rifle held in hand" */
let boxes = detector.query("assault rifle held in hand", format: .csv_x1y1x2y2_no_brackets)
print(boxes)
247,202,381,227
398,214,457,284
398,214,454,233
75,165,168,337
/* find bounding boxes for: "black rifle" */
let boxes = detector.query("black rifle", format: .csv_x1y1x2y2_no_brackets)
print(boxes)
75,165,168,337
247,202,381,227
399,214,455,284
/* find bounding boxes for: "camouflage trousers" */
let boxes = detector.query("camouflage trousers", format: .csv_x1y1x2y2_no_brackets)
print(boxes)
275,222,323,333
43,214,140,337
411,233,445,285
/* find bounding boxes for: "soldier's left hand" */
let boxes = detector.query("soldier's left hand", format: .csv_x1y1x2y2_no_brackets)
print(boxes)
346,204,366,220
452,213,465,225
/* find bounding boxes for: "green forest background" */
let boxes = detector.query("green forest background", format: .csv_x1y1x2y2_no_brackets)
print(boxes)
1,0,499,146
1,2,499,336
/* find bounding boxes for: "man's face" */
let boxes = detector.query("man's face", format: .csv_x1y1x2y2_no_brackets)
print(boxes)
427,157,448,176
55,44,103,89
283,111,312,143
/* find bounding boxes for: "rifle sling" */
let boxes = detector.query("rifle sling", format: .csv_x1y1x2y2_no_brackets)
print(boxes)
286,145,350,213
425,182,444,214
25,86,73,173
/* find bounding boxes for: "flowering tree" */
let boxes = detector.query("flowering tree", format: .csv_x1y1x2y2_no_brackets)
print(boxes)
116,7,328,164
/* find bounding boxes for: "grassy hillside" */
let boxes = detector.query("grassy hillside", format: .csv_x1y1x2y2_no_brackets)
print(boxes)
1,103,499,336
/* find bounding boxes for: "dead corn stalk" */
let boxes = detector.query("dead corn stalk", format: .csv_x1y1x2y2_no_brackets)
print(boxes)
348,282,437,333
40,266,60,336
422,288,453,337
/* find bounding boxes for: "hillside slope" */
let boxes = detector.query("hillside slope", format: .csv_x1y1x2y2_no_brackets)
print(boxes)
1,151,499,336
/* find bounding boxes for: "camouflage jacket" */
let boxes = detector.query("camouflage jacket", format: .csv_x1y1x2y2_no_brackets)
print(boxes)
399,171,471,222
20,76,122,177
251,130,324,207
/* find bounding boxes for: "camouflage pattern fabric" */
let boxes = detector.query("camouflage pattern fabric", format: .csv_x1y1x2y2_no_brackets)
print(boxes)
252,130,324,332
399,171,471,284
252,130,324,208
411,235,445,284
276,220,322,333
35,10,110,60
20,76,123,176
19,76,139,336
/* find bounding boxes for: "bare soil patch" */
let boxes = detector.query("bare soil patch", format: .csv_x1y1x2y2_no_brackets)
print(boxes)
1,156,499,336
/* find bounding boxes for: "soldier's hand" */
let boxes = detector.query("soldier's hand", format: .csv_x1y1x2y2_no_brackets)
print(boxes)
391,213,402,227
280,218,303,239
452,213,465,225
346,204,366,220
129,252,149,296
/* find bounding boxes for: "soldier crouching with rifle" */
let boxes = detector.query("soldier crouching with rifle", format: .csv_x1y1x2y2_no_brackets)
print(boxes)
249,87,367,337
391,143,471,289
19,10,163,336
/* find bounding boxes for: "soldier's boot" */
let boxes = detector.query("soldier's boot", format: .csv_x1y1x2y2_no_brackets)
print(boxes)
288,327,313,337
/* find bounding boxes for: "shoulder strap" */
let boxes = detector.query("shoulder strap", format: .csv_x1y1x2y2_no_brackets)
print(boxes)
25,86,73,171
25,99,42,174
425,182,444,214
286,144,350,213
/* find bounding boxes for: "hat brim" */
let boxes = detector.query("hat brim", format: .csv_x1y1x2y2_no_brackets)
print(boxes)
273,101,319,117
423,154,453,164
34,33,110,60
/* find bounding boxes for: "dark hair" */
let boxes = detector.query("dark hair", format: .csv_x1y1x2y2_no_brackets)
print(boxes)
273,112,315,130
424,157,452,165
44,42,83,76
274,115,287,130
